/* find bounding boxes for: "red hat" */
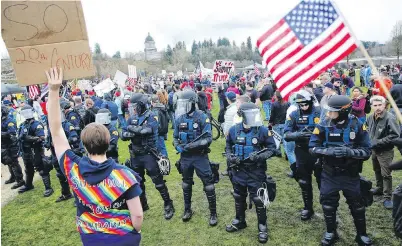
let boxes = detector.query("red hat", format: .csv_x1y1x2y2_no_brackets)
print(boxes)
115,91,121,97
71,91,77,96
240,77,246,81
127,86,133,91
341,74,346,79
88,91,95,96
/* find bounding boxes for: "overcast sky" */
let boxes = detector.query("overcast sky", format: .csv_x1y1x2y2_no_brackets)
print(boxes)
1,0,401,58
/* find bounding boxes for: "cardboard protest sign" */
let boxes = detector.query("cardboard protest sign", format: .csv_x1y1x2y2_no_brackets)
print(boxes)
1,1,95,86
93,78,115,97
128,65,137,79
271,130,282,149
212,60,234,83
77,79,92,91
113,70,128,87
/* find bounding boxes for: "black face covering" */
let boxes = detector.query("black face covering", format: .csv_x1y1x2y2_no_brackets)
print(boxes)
299,101,313,114
187,103,196,115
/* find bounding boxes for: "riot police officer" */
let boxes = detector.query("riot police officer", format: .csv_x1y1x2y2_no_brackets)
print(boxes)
309,95,372,245
46,111,80,202
121,93,174,220
1,106,25,189
96,108,119,162
18,105,53,197
225,102,276,243
173,90,217,226
61,100,83,136
284,90,321,220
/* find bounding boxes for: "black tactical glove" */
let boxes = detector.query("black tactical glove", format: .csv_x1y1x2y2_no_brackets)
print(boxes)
284,131,312,141
24,135,40,143
121,131,135,139
227,154,241,165
127,125,141,134
310,147,335,157
185,139,209,150
333,146,352,158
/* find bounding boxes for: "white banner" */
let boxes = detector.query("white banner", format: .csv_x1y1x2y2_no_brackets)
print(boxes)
212,60,234,83
271,130,282,149
113,70,128,87
177,70,183,77
93,78,115,97
128,65,137,79
77,79,93,91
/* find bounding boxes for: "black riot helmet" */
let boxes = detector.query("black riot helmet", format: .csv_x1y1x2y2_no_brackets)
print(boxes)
295,90,314,114
60,99,72,110
1,105,9,120
130,93,148,116
96,108,112,125
325,95,352,124
237,102,263,127
175,90,198,117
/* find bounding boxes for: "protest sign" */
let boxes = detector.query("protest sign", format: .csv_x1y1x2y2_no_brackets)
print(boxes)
161,70,166,76
93,78,115,97
271,130,282,149
113,70,128,87
212,60,234,83
177,70,183,77
128,65,137,79
77,79,92,91
1,0,94,86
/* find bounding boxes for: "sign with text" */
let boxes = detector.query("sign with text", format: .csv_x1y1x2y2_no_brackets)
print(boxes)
1,1,95,86
113,70,128,87
93,78,115,97
77,79,92,91
128,65,137,79
212,60,234,83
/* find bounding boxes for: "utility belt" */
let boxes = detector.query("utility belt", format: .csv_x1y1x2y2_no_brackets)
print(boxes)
175,158,219,183
230,160,266,172
129,144,152,156
322,164,360,177
181,148,210,156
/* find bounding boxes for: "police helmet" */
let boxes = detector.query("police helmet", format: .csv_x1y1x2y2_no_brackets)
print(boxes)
237,102,263,127
1,105,9,120
20,105,35,120
175,90,198,117
325,95,352,122
130,93,148,115
96,108,112,125
295,90,314,112
60,100,71,110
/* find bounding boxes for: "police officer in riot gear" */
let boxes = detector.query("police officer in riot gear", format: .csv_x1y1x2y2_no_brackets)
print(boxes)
173,90,217,226
309,95,372,246
18,105,54,197
46,111,80,202
225,102,276,243
96,108,119,162
61,100,83,137
284,90,321,220
1,106,25,189
121,93,174,220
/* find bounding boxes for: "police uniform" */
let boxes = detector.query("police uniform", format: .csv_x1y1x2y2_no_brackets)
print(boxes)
1,110,25,189
106,124,119,162
47,120,80,202
121,93,174,220
65,110,82,133
225,103,276,243
309,95,372,245
284,90,321,221
18,107,53,197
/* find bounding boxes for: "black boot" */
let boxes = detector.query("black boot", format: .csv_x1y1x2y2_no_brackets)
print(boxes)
139,182,149,211
351,205,373,246
204,184,218,226
321,205,339,246
56,176,73,202
182,182,193,222
10,162,24,189
42,175,54,197
156,183,174,220
18,172,34,193
226,193,247,232
299,180,314,221
254,197,268,243
5,165,15,184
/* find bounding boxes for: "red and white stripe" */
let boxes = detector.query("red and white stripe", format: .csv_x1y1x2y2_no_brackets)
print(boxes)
257,16,358,99
28,85,40,99
254,63,260,75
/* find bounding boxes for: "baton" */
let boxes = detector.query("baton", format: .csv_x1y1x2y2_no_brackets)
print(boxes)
242,148,269,162
176,131,208,154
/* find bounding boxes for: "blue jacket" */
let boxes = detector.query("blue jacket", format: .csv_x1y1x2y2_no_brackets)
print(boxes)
101,101,118,120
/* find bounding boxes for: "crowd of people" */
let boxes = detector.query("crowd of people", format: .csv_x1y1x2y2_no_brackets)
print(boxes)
1,63,402,246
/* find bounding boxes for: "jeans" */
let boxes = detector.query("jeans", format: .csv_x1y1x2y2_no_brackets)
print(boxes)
262,101,272,120
168,110,175,129
345,87,351,96
273,124,296,165
157,135,168,157
117,114,127,128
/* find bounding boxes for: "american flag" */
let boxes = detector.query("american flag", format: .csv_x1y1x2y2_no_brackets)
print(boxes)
28,85,40,99
257,0,358,99
127,77,136,86
254,63,261,75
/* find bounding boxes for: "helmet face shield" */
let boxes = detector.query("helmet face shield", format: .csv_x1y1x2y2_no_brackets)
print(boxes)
20,108,34,119
95,112,111,125
242,108,263,127
175,99,192,118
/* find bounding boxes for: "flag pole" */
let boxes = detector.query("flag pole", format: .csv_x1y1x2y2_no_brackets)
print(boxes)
331,0,402,123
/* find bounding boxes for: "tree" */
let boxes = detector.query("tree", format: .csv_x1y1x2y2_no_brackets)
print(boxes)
176,41,183,50
221,37,231,47
391,20,402,62
247,36,252,51
182,41,187,51
94,43,102,55
165,45,173,64
191,41,198,55
112,51,121,59
209,38,214,47
232,41,237,47
241,42,246,50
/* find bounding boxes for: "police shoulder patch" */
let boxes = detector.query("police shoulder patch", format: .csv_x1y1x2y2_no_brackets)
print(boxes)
8,122,14,127
71,116,76,120
206,118,210,123
69,126,74,131
268,131,272,136
313,127,320,134
37,125,43,129
154,116,158,122
362,124,367,131
286,116,291,121
112,130,119,136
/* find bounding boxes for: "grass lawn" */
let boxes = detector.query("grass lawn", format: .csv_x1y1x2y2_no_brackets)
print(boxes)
2,95,402,246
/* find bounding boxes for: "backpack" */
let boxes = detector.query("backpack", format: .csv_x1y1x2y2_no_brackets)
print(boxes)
364,95,371,114
156,108,169,135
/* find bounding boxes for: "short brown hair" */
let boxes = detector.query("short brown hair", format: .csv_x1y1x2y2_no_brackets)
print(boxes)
81,123,110,155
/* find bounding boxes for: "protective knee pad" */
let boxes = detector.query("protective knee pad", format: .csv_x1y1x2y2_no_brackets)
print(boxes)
252,196,264,207
322,204,337,213
182,182,192,190
150,174,163,185
348,198,365,212
39,170,46,177
298,179,311,190
320,192,341,207
204,184,215,192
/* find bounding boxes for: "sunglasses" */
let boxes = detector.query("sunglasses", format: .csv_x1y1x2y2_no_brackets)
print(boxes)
299,103,309,107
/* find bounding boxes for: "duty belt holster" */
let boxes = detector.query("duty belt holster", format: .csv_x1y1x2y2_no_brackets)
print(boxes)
209,162,220,184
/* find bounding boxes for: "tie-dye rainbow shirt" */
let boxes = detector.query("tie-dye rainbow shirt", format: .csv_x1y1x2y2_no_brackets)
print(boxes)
60,150,140,235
